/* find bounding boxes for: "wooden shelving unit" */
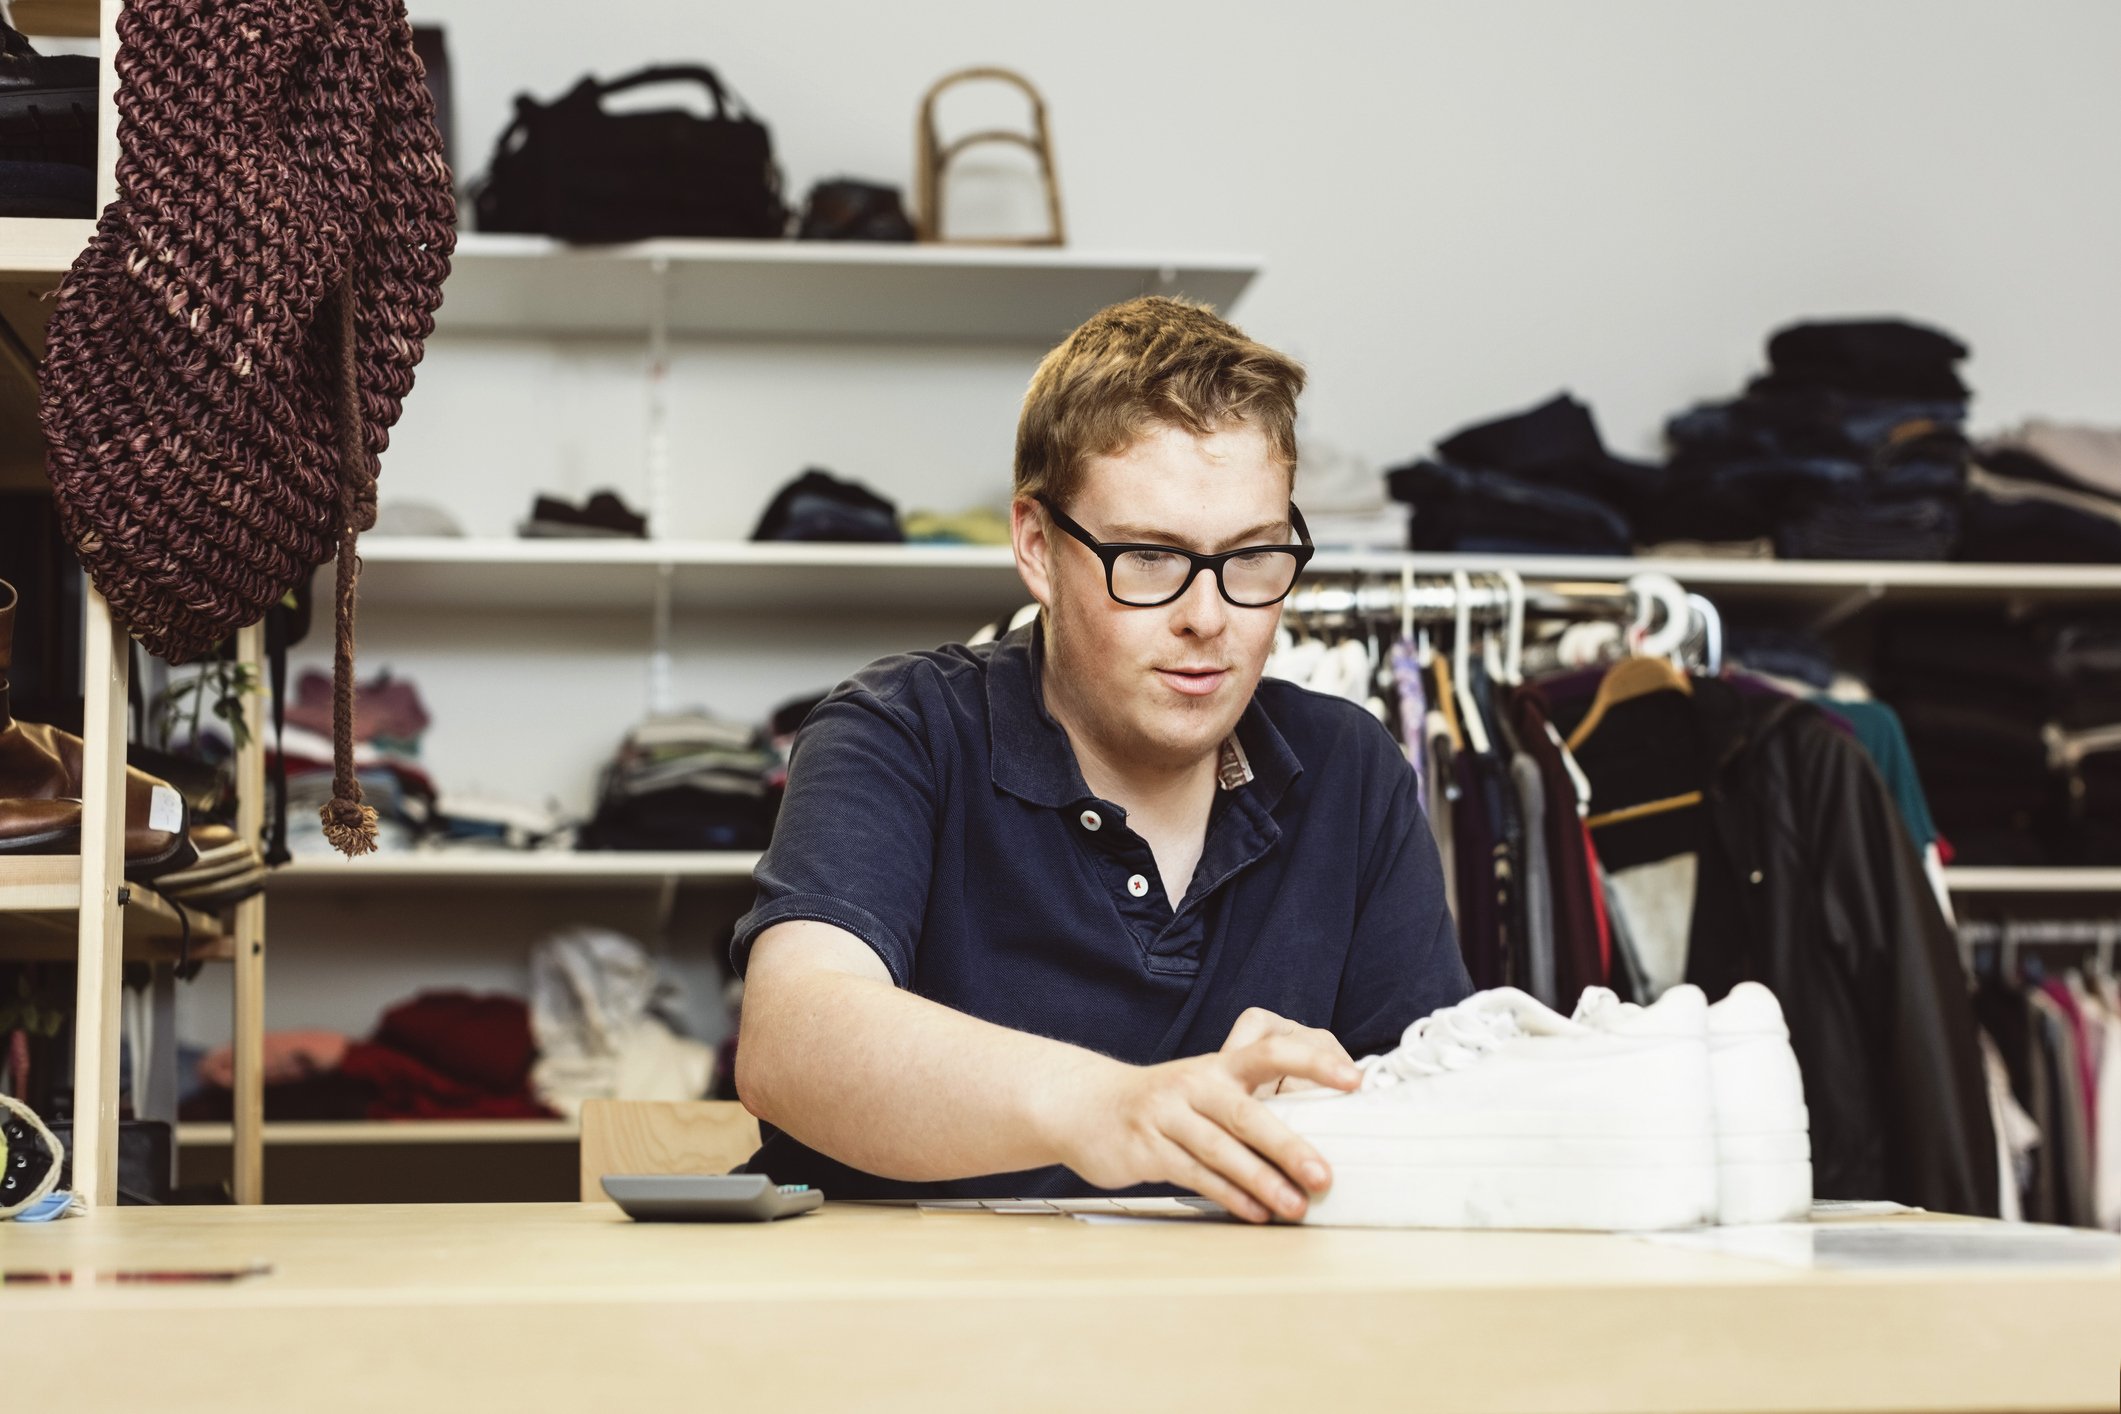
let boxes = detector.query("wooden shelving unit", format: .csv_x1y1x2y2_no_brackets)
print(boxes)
10,0,98,38
0,0,268,1206
0,857,233,962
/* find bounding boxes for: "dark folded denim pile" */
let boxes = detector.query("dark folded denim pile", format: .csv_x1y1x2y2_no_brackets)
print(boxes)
1963,420,2121,563
1384,393,1659,555
1876,608,2121,865
579,711,781,851
752,468,904,544
1,19,97,218
1648,319,1972,560
521,489,649,539
1722,625,1838,690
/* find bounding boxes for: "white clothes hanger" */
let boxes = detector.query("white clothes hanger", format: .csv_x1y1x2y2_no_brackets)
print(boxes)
1627,572,1692,661
1685,591,1723,675
1449,569,1492,755
1500,567,1526,686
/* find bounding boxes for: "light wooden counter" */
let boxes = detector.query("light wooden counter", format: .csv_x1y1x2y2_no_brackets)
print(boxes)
3,1201,2116,1412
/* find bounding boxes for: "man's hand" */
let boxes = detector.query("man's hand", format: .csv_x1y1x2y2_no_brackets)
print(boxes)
1220,1007,1359,1098
1046,1033,1363,1225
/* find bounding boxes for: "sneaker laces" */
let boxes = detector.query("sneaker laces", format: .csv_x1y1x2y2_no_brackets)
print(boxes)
1571,986,1627,1025
1360,999,1525,1088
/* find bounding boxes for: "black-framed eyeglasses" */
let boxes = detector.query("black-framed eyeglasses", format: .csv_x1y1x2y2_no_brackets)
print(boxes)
1036,495,1316,608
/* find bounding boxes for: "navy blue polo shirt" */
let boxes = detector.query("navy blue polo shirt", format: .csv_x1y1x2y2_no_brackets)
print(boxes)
729,620,1469,1197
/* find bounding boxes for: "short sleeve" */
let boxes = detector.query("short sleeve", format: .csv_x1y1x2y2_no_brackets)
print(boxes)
1330,751,1472,1058
730,685,937,987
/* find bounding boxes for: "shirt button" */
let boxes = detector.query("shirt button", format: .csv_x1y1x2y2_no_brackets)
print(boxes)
1749,870,1764,885
1126,874,1149,898
1079,809,1102,832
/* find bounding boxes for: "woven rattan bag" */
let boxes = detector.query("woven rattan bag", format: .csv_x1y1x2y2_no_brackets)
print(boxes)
39,0,454,856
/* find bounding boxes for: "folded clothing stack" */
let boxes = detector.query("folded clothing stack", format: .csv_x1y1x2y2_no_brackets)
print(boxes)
752,469,903,544
183,991,556,1123
274,669,437,857
0,17,96,218
1384,393,1656,556
1650,319,1972,561
1965,420,2121,563
580,710,780,851
1876,607,2121,865
520,490,648,539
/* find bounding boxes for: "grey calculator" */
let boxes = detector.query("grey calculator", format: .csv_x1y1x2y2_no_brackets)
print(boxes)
601,1173,823,1222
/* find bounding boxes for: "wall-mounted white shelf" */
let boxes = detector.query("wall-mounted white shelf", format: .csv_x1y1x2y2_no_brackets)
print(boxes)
1944,868,2121,895
436,232,1262,342
273,851,761,886
341,537,1025,615
333,538,2121,616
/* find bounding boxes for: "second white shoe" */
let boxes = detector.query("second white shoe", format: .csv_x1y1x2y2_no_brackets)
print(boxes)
1265,986,1718,1230
1576,981,1812,1224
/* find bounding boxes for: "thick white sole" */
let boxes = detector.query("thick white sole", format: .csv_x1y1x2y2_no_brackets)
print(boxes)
1716,1121,1812,1225
1290,1133,1720,1231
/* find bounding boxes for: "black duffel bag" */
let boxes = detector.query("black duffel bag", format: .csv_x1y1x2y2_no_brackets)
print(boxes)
471,63,790,241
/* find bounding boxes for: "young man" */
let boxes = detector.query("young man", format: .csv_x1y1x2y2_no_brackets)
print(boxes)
732,296,1468,1223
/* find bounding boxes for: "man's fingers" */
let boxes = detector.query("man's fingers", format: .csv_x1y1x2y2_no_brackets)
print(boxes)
1220,1006,1291,1054
1228,1033,1362,1094
1156,1138,1272,1224
1221,1093,1335,1197
1170,1111,1309,1221
1310,1027,1356,1069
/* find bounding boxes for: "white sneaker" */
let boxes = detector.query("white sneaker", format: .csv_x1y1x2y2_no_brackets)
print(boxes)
1265,986,1718,1230
1576,982,1812,1224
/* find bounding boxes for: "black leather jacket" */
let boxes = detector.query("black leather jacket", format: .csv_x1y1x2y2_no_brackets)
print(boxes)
1571,677,1998,1216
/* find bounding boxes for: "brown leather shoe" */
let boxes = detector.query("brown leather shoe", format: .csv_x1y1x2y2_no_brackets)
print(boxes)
0,579,194,875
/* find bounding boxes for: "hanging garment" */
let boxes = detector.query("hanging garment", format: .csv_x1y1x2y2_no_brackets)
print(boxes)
2029,989,2097,1228
2095,974,2121,1229
1555,675,1997,1215
1450,749,1501,989
1595,858,1652,1004
1977,979,2056,1222
1390,639,1428,784
1979,1027,2037,1223
1603,854,1697,999
1508,687,1605,1001
1509,751,1557,1007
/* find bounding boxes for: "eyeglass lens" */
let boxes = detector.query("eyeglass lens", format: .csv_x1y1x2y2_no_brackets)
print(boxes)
1112,547,1302,606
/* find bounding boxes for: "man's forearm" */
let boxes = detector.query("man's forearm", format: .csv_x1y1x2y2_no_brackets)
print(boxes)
736,967,1117,1182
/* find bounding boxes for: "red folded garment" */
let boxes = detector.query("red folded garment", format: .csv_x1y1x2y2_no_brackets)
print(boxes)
340,1041,553,1121
340,990,552,1121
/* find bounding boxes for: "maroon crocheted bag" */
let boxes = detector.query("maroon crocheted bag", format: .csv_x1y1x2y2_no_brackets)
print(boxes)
39,0,454,855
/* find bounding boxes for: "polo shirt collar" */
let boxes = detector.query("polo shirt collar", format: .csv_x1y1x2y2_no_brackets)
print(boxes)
985,621,1303,813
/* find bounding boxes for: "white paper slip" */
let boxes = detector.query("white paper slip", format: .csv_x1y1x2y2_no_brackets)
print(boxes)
149,784,184,834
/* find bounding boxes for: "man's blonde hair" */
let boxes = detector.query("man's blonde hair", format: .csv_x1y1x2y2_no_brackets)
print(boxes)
1013,296,1307,507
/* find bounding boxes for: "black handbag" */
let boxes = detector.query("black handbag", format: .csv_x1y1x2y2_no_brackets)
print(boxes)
471,64,789,242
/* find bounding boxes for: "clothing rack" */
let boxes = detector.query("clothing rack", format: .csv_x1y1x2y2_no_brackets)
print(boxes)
1283,574,1646,626
1958,918,2120,978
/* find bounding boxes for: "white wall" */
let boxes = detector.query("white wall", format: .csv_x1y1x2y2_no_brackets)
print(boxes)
178,0,2121,1047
